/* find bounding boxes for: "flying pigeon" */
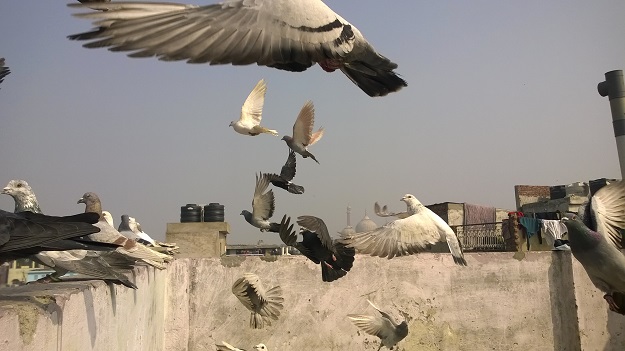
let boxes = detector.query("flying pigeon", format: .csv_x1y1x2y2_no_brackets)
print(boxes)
563,180,625,314
341,194,467,265
1,180,136,288
216,342,268,351
347,299,409,351
266,150,304,194
241,173,281,233
0,209,103,261
0,58,9,88
282,101,324,164
278,215,355,282
374,202,410,219
231,272,284,329
230,79,277,136
78,192,170,269
67,0,407,97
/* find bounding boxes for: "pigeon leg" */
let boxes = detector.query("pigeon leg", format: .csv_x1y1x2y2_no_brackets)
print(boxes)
319,59,342,72
604,294,622,313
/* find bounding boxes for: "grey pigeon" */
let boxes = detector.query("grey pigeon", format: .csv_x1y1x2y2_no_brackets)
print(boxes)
374,202,410,219
281,101,324,164
341,194,467,266
278,215,355,282
1,180,136,288
0,209,102,261
216,342,268,351
241,173,280,233
118,214,151,245
563,180,625,314
0,58,9,88
78,192,170,269
231,272,284,329
230,79,278,136
67,0,407,97
266,150,305,194
348,299,409,351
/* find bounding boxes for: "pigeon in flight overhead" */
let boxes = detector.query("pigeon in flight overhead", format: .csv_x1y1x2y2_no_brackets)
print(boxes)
0,58,9,88
1,180,136,287
341,194,467,265
78,192,170,269
231,272,284,329
0,209,103,262
241,173,281,233
282,101,324,164
266,150,304,195
562,181,625,314
348,299,409,351
216,341,268,351
67,0,407,97
374,202,410,219
278,215,355,282
230,79,277,137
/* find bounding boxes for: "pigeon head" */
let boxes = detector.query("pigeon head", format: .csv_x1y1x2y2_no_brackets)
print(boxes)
2,179,41,213
228,121,235,127
77,192,103,216
281,135,292,142
401,194,422,205
121,214,131,224
254,344,267,350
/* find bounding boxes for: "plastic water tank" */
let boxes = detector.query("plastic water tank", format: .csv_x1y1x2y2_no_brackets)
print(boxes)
203,203,225,222
180,204,202,223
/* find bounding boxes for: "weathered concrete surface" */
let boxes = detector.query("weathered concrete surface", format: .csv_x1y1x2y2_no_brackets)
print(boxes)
164,252,621,351
0,265,166,351
166,222,229,258
2,252,625,351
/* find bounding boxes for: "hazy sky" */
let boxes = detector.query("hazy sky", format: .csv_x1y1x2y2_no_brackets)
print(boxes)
1,1,624,245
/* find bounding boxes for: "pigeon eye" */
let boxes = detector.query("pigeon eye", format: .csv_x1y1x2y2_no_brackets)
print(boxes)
16,183,22,188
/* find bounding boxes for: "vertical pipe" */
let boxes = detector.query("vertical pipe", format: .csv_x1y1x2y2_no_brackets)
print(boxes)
597,70,625,178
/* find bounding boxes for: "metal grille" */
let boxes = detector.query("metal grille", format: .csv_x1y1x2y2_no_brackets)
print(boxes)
452,222,506,252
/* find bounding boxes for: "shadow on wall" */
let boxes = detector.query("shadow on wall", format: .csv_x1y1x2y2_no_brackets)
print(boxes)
548,251,581,351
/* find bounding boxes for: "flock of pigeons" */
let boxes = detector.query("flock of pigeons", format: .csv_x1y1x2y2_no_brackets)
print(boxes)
0,179,178,288
1,0,625,350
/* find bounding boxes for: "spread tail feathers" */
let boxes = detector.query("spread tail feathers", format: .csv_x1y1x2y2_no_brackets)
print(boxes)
257,126,278,136
287,184,305,194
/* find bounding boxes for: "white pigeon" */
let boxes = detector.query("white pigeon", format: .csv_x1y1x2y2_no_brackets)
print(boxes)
230,79,277,136
231,272,284,329
67,0,407,97
341,194,467,265
281,101,324,164
216,341,268,351
102,210,115,226
348,300,409,351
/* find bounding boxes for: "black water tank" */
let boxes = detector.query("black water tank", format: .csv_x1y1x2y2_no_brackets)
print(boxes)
204,203,225,222
180,204,202,222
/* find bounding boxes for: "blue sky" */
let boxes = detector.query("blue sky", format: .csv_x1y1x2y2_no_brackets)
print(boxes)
1,1,624,244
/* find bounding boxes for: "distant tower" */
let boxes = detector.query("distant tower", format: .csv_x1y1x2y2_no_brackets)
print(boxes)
347,205,352,227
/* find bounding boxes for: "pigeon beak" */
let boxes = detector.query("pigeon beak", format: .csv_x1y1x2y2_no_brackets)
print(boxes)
1,187,9,194
77,197,85,204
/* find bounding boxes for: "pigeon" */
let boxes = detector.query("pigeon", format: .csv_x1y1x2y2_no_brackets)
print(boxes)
102,210,115,226
230,79,277,136
241,173,280,233
278,215,355,282
374,202,410,219
0,58,9,88
281,101,324,164
77,192,170,269
118,214,151,245
0,209,103,261
347,299,409,351
341,194,467,265
129,216,180,254
266,150,304,195
562,180,625,314
216,342,268,351
1,180,137,288
67,0,407,97
231,272,284,329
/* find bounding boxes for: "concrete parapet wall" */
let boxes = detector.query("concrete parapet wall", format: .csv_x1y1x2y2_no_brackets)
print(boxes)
2,252,625,351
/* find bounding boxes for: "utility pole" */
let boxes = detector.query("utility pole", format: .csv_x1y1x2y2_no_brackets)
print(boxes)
598,70,625,178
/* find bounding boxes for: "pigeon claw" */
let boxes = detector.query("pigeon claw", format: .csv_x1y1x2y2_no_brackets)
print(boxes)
319,59,342,72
